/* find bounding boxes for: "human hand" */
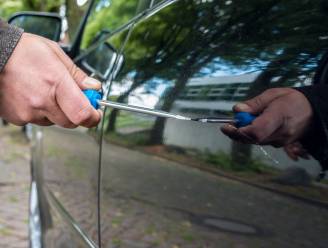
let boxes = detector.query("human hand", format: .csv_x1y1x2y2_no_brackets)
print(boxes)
284,142,310,161
0,33,102,128
221,88,313,147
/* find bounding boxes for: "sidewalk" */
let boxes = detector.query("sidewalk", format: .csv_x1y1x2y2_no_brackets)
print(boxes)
0,125,30,247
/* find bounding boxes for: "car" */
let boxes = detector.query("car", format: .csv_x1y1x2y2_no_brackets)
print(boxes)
9,0,328,247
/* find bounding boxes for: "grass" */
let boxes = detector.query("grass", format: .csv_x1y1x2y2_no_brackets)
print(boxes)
116,112,153,129
202,150,272,173
105,129,273,174
112,238,122,246
105,130,150,147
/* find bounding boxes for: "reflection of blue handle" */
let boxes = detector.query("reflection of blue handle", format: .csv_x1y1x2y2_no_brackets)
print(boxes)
83,89,102,109
234,112,256,128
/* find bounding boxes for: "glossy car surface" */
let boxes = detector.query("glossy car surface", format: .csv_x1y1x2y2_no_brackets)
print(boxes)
30,0,328,247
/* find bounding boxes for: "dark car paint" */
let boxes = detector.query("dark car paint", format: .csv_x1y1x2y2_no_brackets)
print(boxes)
31,0,328,247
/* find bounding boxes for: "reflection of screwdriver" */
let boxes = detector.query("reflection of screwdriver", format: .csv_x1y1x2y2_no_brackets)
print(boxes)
83,89,256,128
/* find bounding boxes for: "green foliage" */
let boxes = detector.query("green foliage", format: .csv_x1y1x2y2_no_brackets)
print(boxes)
203,150,270,173
0,0,23,19
82,0,139,48
105,131,150,147
22,0,62,12
0,0,61,19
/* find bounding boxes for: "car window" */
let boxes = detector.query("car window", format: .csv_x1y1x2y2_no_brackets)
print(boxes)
81,0,151,49
151,0,165,7
63,0,91,44
100,0,328,247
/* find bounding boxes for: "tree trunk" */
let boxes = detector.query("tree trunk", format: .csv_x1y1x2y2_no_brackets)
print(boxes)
231,141,252,169
105,92,128,133
105,76,147,133
149,72,192,144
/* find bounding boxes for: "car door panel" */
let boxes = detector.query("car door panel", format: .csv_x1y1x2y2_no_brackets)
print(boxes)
33,0,152,246
99,0,328,247
41,125,101,246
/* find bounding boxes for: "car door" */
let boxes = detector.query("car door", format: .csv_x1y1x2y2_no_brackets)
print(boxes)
34,1,151,247
99,0,328,247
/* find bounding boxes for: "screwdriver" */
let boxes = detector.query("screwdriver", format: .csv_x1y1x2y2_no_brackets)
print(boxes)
83,89,256,128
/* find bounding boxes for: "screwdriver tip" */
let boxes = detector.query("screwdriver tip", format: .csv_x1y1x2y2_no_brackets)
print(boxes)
191,118,207,123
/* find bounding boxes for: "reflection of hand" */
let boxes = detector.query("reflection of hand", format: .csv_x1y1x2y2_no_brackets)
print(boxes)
284,142,310,161
0,33,102,128
221,88,313,147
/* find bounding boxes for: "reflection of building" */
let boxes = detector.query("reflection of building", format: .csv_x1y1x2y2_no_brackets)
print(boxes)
175,73,257,113
163,73,320,176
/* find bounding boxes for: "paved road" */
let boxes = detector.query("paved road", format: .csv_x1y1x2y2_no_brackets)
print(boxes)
99,141,328,248
0,125,30,247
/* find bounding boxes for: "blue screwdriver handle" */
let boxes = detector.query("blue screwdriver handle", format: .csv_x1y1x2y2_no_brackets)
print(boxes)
83,89,257,127
234,112,257,128
83,89,102,109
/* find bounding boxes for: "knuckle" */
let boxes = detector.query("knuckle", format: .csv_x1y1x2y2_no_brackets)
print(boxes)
29,96,45,109
43,68,65,88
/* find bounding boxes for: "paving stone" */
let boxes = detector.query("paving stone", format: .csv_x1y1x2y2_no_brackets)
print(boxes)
0,126,30,247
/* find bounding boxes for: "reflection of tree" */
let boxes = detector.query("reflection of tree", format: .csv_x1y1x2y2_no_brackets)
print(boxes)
108,0,328,150
0,0,61,18
146,0,282,144
106,3,199,132
82,0,142,48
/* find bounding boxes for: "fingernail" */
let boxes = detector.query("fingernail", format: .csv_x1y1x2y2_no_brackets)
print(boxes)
226,124,237,131
82,77,102,90
235,103,251,112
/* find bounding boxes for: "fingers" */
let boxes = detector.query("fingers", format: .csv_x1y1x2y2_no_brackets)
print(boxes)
238,104,283,144
80,77,102,90
55,68,101,128
284,144,299,161
233,88,291,114
45,40,102,128
222,103,284,145
42,105,77,128
221,124,241,142
221,124,254,143
45,40,101,90
284,143,310,161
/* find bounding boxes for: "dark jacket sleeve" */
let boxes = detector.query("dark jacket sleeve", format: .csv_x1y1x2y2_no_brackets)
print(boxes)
0,20,23,72
296,85,328,171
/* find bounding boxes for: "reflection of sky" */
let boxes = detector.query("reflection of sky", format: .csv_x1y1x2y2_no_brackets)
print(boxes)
112,51,319,108
95,0,111,11
197,52,319,78
77,0,88,6
196,58,269,78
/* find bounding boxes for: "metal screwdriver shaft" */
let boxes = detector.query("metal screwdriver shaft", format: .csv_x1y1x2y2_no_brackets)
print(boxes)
97,100,191,121
83,89,256,127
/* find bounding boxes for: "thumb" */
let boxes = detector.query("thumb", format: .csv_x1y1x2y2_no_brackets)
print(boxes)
55,67,101,127
66,63,102,90
234,88,290,114
46,40,101,90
